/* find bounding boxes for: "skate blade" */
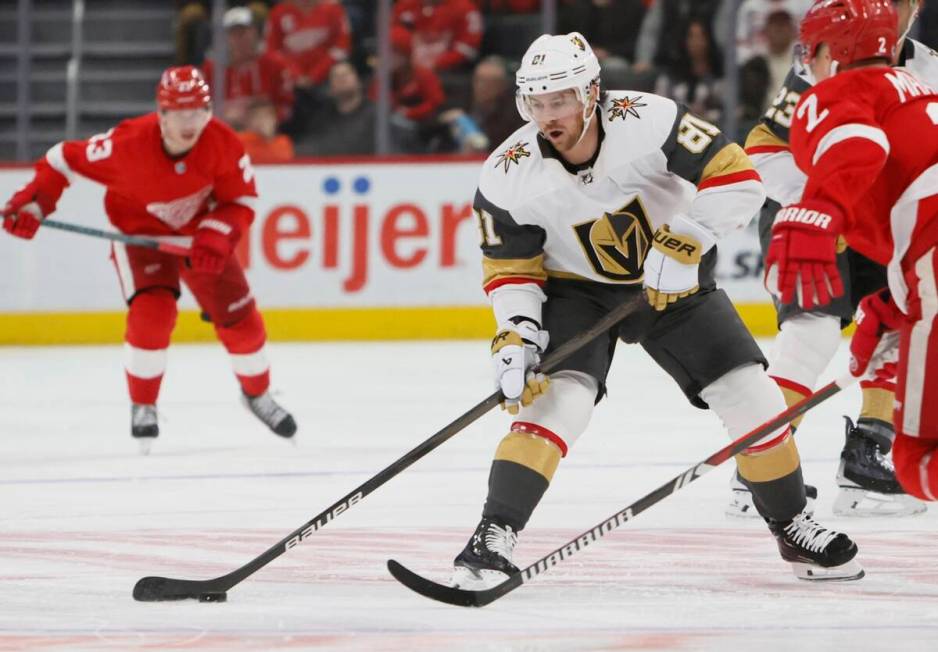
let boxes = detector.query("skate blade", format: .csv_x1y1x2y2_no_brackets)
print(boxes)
791,559,865,582
137,438,154,456
449,566,511,591
833,486,928,518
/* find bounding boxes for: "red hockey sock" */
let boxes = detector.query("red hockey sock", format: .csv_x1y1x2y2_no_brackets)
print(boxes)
124,289,177,404
215,307,270,397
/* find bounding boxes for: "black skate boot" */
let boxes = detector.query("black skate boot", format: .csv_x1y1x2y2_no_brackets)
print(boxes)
766,511,864,581
243,391,297,438
834,417,926,517
131,403,158,455
451,517,519,589
726,470,817,518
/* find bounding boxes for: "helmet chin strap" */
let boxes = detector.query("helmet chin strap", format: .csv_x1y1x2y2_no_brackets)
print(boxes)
572,100,597,148
899,3,920,46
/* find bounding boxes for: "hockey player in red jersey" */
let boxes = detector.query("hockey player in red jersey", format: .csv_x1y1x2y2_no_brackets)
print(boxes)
769,0,938,500
2,66,297,453
737,0,932,519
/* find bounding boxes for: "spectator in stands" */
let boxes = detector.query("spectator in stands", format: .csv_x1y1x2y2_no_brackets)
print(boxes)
392,0,484,72
238,99,295,162
374,27,446,125
478,0,540,11
201,7,295,131
633,0,722,75
294,62,376,156
175,1,272,66
558,0,648,67
654,18,724,125
467,55,522,148
714,0,811,63
755,9,798,107
266,0,352,89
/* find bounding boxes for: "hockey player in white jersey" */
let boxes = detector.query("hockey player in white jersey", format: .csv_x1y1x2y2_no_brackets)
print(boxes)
737,0,931,517
442,32,863,589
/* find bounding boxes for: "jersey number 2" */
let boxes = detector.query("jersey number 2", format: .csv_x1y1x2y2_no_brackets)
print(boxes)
796,94,829,133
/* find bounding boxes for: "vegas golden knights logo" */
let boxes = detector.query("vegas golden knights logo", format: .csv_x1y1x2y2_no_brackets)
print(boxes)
573,197,653,282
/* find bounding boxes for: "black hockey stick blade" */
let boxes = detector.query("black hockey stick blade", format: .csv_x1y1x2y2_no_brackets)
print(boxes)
133,576,217,602
132,296,646,602
387,560,521,607
387,373,855,607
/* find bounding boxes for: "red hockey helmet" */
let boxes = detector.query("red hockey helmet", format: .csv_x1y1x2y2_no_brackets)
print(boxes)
156,66,211,110
800,0,898,66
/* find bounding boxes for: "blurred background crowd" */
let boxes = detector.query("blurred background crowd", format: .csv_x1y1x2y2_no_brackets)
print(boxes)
5,0,938,162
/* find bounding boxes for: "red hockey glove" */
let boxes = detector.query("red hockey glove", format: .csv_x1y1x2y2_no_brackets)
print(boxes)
2,181,46,239
850,289,904,377
190,216,238,275
765,199,845,310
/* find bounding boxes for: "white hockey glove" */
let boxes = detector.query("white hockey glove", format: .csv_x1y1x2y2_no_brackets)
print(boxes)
643,215,716,311
491,318,550,415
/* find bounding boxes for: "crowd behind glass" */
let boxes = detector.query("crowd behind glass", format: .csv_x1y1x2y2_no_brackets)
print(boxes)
173,0,938,162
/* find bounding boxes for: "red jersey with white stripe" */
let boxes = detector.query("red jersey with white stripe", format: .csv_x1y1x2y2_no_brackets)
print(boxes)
36,113,257,237
201,52,295,123
393,0,483,71
789,66,938,308
265,0,351,85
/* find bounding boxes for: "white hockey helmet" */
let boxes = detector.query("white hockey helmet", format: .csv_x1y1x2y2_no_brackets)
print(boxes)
515,32,602,123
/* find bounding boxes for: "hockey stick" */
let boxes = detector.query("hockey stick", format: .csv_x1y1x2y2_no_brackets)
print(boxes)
132,295,648,602
388,371,860,607
2,215,191,256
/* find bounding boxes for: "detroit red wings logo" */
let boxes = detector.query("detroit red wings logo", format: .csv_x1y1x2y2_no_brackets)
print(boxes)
609,96,647,121
146,185,213,229
494,141,531,173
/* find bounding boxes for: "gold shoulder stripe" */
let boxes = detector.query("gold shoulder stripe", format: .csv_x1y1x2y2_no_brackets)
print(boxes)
698,143,758,190
744,123,789,153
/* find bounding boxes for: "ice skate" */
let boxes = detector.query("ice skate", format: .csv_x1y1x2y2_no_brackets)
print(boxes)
243,391,297,438
833,417,927,517
726,471,816,518
131,403,158,455
766,511,864,581
451,517,519,590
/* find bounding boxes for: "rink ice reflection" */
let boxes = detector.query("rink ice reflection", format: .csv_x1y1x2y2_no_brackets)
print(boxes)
1,341,936,651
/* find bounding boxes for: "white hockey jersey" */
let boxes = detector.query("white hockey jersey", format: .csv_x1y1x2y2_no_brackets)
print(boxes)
476,91,765,294
745,38,938,205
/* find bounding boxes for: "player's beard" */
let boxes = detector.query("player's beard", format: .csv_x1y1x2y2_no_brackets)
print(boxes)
542,116,583,153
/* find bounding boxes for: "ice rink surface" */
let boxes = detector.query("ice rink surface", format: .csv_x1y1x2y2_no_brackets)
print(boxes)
1,338,937,652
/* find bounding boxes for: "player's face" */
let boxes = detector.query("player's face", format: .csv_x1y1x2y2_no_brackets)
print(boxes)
159,108,212,154
526,89,586,150
808,43,834,82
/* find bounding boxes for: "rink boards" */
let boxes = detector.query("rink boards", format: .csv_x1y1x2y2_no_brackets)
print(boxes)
0,158,777,344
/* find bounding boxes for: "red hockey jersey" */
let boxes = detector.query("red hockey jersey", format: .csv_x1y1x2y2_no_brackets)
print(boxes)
202,51,295,123
789,66,938,307
34,113,257,237
265,1,351,85
393,0,483,70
